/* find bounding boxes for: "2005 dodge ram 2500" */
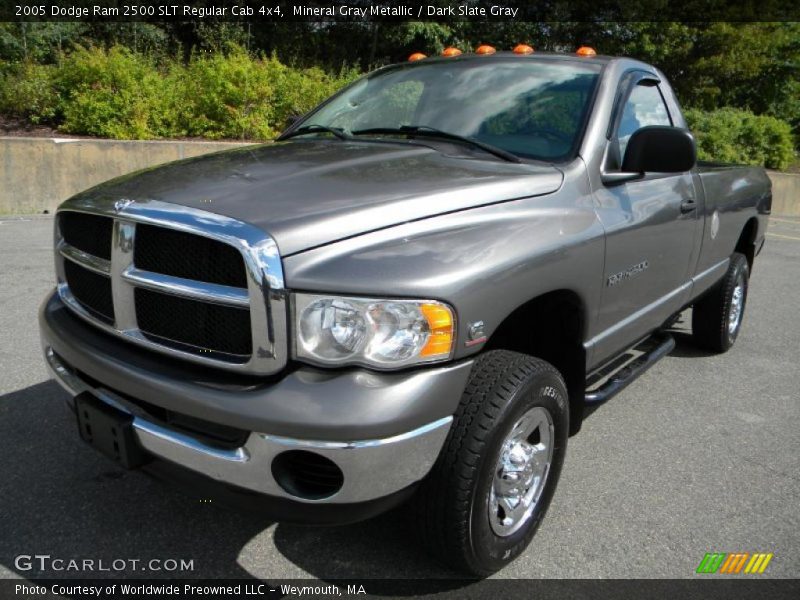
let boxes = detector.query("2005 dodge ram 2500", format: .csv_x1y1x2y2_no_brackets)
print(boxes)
40,50,771,575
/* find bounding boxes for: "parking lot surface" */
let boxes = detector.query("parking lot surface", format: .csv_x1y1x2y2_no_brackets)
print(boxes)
1,216,798,581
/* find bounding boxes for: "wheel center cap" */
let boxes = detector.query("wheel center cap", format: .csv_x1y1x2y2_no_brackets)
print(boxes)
498,441,537,499
508,442,531,466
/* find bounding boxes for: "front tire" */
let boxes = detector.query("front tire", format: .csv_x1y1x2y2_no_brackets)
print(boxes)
413,350,569,576
692,252,750,353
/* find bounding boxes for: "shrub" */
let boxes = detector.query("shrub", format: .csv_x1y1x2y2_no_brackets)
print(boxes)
178,50,359,139
266,59,361,129
0,61,59,123
0,45,361,140
55,46,180,139
685,107,795,170
180,48,277,140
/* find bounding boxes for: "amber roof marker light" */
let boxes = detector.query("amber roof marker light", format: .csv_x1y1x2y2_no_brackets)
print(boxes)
442,47,462,57
475,45,496,55
513,44,534,55
576,46,597,57
408,52,427,62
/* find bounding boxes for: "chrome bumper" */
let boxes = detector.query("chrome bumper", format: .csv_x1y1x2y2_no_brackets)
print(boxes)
44,347,452,504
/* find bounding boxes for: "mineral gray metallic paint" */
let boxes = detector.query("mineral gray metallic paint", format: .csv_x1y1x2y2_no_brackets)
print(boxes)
65,140,563,256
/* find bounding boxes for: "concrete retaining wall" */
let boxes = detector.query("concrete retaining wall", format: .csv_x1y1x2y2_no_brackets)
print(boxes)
0,137,251,214
768,171,800,216
1,136,798,215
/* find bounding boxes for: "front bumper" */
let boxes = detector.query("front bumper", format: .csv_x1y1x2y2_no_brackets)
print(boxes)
40,291,473,508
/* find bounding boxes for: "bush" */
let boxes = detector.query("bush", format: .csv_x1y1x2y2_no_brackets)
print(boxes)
0,61,59,123
685,107,796,170
0,45,359,140
180,48,276,140
179,52,360,139
55,46,180,139
266,59,360,129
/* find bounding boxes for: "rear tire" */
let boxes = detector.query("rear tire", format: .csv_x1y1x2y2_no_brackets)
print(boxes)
692,252,750,353
412,350,569,576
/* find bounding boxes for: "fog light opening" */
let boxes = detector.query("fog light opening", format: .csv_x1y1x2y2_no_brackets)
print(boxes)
271,450,344,500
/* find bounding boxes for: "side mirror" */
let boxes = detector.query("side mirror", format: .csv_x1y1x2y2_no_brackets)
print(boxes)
621,125,696,174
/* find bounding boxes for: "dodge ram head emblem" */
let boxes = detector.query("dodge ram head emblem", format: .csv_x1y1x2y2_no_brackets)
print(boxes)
114,199,134,213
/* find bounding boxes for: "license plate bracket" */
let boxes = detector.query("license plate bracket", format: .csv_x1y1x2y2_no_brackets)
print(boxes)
75,393,149,469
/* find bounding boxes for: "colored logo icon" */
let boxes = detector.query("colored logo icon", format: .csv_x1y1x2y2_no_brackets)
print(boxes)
696,552,773,574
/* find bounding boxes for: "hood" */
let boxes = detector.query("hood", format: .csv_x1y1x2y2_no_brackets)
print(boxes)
72,140,563,255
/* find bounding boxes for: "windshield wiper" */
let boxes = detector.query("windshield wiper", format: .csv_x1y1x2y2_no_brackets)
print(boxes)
351,125,521,163
278,124,350,141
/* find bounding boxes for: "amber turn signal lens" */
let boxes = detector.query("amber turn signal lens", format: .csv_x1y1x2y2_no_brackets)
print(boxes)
442,47,462,57
576,46,597,57
513,44,534,55
475,45,496,55
420,303,454,358
408,52,427,62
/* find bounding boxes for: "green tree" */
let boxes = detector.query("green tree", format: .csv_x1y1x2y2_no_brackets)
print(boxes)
596,22,799,133
0,23,85,62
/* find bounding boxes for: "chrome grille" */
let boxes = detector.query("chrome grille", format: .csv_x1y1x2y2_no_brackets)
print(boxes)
54,198,287,375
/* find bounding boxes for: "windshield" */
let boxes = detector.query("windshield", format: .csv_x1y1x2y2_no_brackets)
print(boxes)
300,58,601,161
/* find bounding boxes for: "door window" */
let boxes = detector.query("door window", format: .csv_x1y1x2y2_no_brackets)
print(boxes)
617,84,671,156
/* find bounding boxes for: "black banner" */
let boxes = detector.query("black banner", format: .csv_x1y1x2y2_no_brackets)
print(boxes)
2,0,800,22
2,579,799,600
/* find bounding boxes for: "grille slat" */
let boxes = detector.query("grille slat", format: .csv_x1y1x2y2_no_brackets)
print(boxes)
135,224,248,288
64,261,114,324
59,212,113,260
135,288,252,360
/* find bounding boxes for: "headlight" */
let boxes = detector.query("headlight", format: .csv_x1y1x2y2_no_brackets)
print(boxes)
294,294,455,368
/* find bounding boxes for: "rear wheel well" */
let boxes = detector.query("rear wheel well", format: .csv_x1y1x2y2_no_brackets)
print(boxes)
735,217,759,270
485,290,586,434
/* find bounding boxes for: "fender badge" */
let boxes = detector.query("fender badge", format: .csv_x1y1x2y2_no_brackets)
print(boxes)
607,260,649,287
466,321,487,347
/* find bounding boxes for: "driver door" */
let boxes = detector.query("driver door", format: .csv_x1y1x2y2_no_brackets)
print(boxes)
592,76,701,365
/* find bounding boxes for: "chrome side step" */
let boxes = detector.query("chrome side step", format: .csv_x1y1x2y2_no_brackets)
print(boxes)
584,333,675,405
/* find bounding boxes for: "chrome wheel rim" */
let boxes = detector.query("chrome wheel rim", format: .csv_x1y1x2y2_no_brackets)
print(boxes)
728,275,745,336
489,406,554,537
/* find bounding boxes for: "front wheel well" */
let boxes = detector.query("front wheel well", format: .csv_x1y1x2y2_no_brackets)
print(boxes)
485,290,586,434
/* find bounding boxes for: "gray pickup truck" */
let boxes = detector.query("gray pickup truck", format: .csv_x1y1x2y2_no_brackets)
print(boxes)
40,49,771,575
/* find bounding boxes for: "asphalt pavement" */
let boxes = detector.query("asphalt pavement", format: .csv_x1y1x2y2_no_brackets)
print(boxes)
0,216,798,583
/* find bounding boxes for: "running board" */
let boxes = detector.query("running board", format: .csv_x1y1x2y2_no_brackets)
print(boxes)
584,333,675,404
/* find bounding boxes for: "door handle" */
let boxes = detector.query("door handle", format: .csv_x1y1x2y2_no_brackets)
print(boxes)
680,199,697,214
